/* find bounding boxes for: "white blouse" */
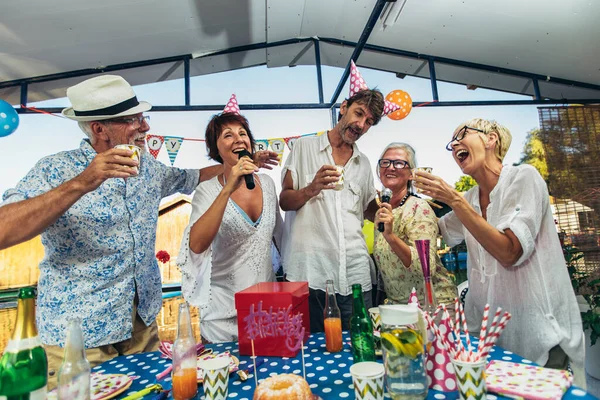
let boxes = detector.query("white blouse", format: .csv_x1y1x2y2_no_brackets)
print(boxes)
439,165,584,370
177,174,282,343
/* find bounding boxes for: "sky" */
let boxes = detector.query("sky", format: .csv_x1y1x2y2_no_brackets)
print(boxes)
0,65,541,197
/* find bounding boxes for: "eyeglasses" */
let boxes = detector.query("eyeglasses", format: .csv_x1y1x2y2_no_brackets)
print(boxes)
378,159,410,169
445,125,486,151
106,115,150,128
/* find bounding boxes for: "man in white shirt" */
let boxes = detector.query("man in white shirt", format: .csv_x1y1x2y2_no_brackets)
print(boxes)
279,89,385,331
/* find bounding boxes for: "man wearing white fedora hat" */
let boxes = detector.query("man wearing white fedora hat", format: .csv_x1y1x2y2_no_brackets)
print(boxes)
0,74,278,388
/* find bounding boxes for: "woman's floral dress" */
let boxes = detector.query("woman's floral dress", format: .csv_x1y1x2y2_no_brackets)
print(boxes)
374,195,456,306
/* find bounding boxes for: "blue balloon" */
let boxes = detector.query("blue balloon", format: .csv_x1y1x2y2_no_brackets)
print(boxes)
0,100,19,137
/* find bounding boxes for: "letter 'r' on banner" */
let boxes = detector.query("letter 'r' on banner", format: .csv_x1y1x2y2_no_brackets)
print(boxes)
255,139,269,152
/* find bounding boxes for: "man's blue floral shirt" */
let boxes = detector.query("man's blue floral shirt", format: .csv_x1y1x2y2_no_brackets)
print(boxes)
1,140,199,348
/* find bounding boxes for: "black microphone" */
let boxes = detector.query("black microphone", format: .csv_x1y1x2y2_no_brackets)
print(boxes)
236,149,255,190
378,188,393,232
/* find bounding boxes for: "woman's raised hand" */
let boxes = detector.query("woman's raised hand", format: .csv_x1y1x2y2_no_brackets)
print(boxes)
253,150,279,170
413,170,462,207
223,156,258,194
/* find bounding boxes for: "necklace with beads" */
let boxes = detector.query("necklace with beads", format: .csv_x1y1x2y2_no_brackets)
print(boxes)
395,192,411,208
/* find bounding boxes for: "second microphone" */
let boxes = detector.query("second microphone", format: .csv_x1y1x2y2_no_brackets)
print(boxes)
378,187,393,232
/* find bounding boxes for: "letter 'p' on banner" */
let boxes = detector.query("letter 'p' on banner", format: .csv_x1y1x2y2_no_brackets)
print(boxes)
145,135,164,159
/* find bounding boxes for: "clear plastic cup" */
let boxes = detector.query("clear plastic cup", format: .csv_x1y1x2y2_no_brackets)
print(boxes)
413,167,432,193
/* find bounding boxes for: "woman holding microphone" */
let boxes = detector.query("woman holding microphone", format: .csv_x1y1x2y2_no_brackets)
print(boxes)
374,142,455,306
178,97,282,343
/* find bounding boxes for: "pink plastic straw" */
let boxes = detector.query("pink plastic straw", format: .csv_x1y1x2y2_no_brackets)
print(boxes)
156,364,173,380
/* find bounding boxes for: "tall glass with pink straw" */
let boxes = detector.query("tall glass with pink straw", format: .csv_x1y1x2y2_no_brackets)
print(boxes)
415,239,437,314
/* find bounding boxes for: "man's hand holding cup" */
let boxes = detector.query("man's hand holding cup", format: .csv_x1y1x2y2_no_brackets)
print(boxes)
305,165,341,198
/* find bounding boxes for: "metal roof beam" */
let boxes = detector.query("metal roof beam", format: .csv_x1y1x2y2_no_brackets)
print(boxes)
320,37,600,93
0,38,315,91
17,98,600,115
314,39,324,104
328,0,389,104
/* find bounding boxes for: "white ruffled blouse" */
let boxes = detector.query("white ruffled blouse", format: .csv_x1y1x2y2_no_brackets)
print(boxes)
177,174,282,343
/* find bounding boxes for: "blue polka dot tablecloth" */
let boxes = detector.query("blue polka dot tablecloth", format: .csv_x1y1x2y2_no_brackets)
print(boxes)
94,332,596,399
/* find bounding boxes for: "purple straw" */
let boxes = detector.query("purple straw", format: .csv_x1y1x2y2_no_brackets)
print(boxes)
415,239,431,281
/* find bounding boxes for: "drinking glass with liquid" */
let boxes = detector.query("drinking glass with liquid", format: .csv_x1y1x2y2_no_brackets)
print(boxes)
323,280,343,352
379,305,428,400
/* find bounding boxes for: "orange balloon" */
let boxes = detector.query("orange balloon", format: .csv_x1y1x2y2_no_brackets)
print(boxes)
386,90,413,120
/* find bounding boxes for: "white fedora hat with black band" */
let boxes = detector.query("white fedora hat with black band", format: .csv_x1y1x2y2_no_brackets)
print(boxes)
62,75,152,122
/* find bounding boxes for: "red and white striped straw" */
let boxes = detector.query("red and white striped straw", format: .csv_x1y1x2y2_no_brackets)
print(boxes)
487,307,503,342
432,304,444,319
454,299,461,343
486,311,511,347
481,312,512,359
428,314,457,360
477,304,490,355
459,303,472,361
441,304,459,355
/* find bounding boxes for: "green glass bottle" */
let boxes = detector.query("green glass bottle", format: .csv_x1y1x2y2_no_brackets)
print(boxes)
349,284,376,362
0,287,48,399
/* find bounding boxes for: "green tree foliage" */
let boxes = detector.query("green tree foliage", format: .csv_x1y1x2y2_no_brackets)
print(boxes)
454,175,477,192
516,128,548,180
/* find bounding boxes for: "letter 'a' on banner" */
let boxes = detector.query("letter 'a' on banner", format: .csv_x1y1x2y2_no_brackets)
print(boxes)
145,134,164,159
284,136,300,151
268,138,285,165
164,136,183,166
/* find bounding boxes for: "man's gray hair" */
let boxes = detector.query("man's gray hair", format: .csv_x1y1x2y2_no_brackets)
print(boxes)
78,121,96,145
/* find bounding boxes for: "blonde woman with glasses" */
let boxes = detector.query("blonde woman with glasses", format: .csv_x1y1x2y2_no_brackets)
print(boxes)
414,118,585,387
